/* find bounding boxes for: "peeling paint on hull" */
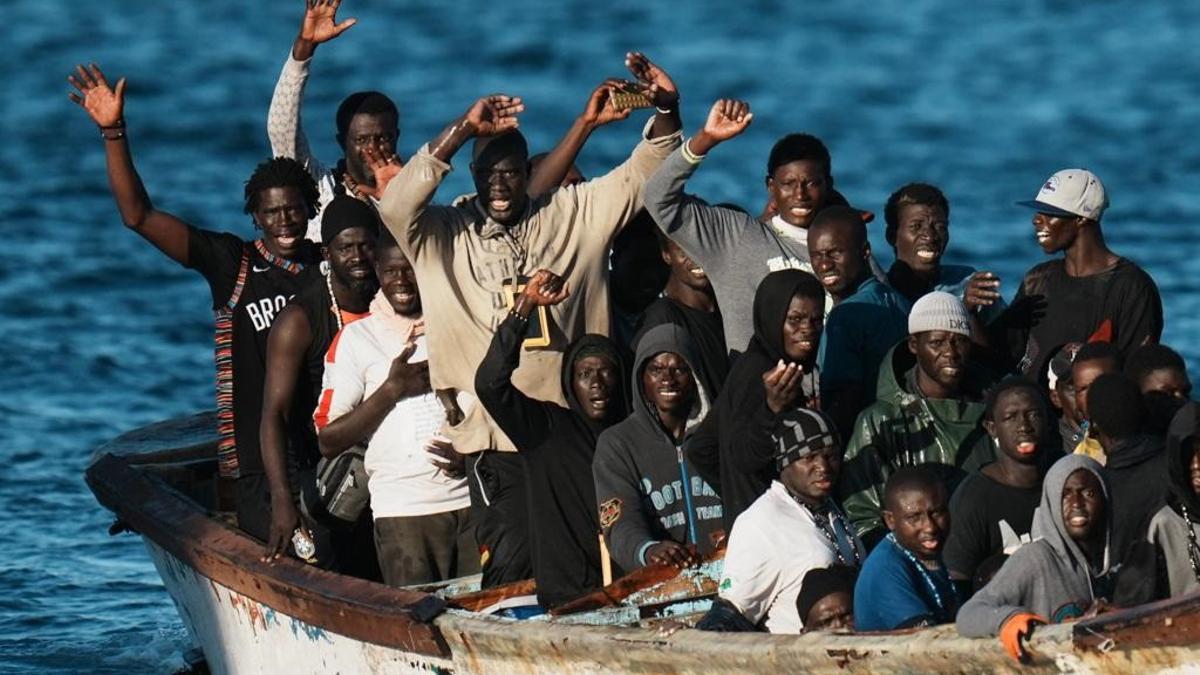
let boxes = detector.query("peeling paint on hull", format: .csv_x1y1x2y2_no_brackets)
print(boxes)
145,541,453,675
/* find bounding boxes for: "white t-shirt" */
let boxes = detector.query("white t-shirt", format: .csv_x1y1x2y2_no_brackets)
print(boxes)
314,312,470,518
719,481,863,633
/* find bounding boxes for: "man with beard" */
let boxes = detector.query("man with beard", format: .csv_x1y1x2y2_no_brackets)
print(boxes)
839,292,993,545
377,54,682,587
718,408,864,633
1006,169,1161,380
643,99,882,354
1125,343,1193,436
958,456,1122,663
944,378,1052,591
260,196,381,565
689,269,825,531
882,183,1006,328
593,324,723,573
854,468,957,631
314,232,474,586
475,270,630,608
69,64,323,541
635,234,729,397
810,206,912,436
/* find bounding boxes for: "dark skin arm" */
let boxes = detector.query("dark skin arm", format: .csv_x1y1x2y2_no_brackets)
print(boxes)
624,52,682,139
366,94,524,195
259,304,312,561
290,0,357,62
317,342,428,458
68,64,191,265
645,541,699,569
685,99,754,157
526,81,630,197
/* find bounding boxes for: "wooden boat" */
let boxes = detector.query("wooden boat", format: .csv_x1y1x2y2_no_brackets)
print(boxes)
87,413,1200,674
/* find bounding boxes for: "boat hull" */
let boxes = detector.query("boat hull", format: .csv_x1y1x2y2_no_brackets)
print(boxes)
88,415,1200,674
145,539,454,675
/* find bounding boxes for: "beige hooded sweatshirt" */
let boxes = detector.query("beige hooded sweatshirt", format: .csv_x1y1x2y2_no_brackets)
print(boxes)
377,118,680,453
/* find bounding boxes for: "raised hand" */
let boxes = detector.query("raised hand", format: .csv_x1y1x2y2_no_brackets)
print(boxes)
624,52,678,109
300,0,356,46
580,80,633,128
520,269,571,308
763,359,802,414
704,99,754,142
67,64,126,128
464,95,524,137
360,145,403,198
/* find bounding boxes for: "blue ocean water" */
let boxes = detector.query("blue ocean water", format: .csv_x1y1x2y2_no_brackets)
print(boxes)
2,0,1197,672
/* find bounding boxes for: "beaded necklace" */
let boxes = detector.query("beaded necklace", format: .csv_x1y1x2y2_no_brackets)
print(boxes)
254,239,305,274
325,269,344,332
887,532,947,615
1180,504,1200,585
789,491,861,567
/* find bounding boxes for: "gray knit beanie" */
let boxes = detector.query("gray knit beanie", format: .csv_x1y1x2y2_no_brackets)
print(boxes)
908,291,972,337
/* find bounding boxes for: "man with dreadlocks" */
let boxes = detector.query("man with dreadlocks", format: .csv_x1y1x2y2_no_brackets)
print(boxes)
69,63,322,540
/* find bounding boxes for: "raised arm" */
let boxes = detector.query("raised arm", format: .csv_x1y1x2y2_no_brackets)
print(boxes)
258,304,312,561
267,0,356,179
69,64,192,265
316,341,430,457
526,81,631,197
375,94,522,255
643,99,756,257
474,270,569,450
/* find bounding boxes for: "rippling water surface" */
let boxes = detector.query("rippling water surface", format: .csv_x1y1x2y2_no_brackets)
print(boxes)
3,0,1198,671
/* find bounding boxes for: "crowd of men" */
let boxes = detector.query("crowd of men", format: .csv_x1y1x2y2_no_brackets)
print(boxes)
71,0,1197,662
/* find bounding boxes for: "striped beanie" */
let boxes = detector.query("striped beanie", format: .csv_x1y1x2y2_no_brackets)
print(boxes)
908,291,972,337
772,408,840,471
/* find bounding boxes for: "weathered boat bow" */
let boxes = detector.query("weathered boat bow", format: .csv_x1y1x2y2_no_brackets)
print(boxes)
87,415,1200,674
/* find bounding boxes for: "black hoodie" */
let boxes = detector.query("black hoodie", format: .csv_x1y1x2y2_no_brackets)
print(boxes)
593,323,724,572
689,269,821,532
475,314,630,608
1104,433,1167,560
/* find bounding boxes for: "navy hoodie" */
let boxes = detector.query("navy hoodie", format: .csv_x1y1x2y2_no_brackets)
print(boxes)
593,323,724,572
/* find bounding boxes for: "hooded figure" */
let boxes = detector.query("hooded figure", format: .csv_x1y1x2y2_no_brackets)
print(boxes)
957,455,1114,637
593,323,724,572
690,269,823,531
1147,402,1200,597
840,341,995,542
475,313,630,608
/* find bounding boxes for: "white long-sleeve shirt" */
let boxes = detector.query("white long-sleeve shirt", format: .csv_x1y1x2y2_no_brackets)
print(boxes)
267,53,339,243
719,481,864,633
314,299,470,518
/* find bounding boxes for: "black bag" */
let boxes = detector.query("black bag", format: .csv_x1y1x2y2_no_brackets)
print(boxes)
301,446,369,527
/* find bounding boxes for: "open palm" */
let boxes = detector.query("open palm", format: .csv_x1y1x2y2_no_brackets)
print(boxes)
301,0,356,44
67,64,125,128
702,99,753,141
465,95,524,137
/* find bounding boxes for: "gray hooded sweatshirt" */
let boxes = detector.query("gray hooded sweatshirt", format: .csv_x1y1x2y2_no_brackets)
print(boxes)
593,323,724,572
957,455,1112,637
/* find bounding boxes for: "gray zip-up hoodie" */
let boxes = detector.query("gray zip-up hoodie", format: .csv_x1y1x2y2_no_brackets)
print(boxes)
593,323,724,572
957,455,1112,636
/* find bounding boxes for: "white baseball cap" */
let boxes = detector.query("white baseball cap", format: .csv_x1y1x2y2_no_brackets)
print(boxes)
1016,169,1109,221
